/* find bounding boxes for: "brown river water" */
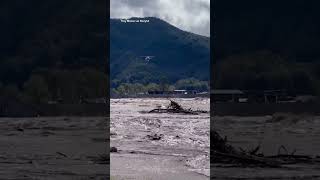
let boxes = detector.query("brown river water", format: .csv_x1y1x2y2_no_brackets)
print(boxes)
110,98,210,179
110,98,320,179
213,114,320,179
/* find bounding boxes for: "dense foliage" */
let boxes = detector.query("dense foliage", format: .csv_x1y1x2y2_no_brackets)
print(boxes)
0,0,107,103
213,51,320,95
213,0,320,95
110,17,210,88
111,78,209,96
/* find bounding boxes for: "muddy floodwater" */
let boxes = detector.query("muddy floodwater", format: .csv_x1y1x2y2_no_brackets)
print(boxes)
110,98,210,180
213,115,320,179
0,117,108,179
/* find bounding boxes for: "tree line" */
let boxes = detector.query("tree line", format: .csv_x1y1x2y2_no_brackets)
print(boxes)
213,51,320,95
0,68,108,104
111,78,209,96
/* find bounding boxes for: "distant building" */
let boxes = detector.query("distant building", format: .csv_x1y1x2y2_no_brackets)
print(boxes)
211,89,245,102
173,90,188,94
245,90,289,103
294,95,318,103
173,90,197,95
148,90,198,95
212,89,294,103
148,90,166,95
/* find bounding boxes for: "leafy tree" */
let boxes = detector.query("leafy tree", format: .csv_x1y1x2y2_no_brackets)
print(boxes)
78,69,108,98
132,83,145,94
291,71,315,94
2,84,20,99
159,76,170,91
215,51,291,90
145,83,160,92
116,83,131,96
23,75,49,104
175,78,209,91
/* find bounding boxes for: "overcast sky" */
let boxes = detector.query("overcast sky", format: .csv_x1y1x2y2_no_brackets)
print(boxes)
110,0,210,37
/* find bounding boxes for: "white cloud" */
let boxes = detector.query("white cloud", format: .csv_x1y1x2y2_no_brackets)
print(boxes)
110,0,210,37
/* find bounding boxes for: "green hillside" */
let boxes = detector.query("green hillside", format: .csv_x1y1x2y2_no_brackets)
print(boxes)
0,0,107,103
110,17,210,89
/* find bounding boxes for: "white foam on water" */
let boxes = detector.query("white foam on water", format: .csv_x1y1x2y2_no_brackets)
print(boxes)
110,98,210,176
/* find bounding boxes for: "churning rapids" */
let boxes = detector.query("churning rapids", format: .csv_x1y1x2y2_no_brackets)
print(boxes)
110,98,210,179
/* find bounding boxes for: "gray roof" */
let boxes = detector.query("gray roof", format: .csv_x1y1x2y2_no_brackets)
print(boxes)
211,89,244,95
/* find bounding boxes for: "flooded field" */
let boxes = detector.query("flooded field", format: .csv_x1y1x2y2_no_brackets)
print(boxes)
110,98,210,180
213,114,320,179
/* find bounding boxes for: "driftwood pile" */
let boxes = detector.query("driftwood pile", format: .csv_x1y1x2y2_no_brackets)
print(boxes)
148,100,208,115
212,131,320,168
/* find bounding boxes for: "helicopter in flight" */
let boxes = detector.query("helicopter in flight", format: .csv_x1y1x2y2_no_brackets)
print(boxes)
140,56,155,64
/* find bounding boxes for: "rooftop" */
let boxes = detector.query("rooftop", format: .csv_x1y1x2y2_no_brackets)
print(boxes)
211,89,244,95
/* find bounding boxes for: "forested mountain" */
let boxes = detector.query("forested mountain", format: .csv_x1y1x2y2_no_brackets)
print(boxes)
110,17,210,87
213,0,320,95
0,1,107,103
214,0,320,61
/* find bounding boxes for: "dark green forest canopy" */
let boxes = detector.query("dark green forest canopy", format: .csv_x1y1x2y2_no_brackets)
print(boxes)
214,0,320,61
213,0,320,95
110,17,210,88
0,0,107,103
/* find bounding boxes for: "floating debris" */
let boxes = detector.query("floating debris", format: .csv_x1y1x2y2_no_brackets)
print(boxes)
110,147,118,153
56,152,68,158
211,129,320,168
148,100,208,115
146,133,163,141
